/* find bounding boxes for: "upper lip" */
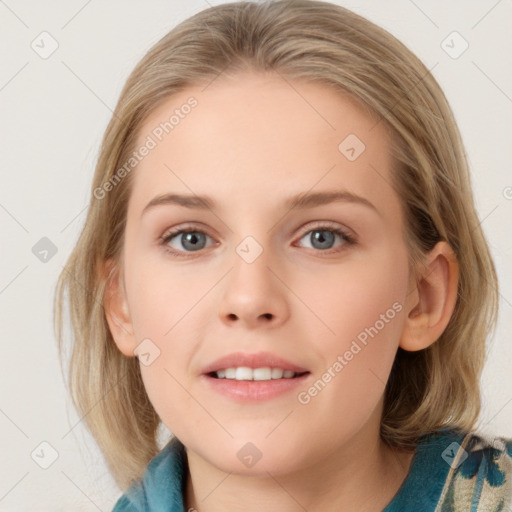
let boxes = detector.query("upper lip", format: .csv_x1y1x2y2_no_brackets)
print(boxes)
201,351,310,375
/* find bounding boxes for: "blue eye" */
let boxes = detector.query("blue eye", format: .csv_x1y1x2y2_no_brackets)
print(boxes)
160,223,356,257
161,229,214,253
297,226,355,251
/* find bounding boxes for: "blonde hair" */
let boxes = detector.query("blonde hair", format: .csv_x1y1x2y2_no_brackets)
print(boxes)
54,0,499,491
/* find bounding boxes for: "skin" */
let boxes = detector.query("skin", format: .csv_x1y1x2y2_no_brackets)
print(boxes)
104,71,459,511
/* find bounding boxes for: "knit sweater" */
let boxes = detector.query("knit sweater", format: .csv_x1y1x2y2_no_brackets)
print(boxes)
112,428,512,511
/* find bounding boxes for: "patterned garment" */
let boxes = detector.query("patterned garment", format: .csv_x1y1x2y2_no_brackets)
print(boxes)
436,431,512,511
384,429,512,511
112,428,512,511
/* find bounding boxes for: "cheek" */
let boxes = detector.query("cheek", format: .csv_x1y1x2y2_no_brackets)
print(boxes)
304,248,408,403
125,248,207,341
123,251,209,426
309,246,408,346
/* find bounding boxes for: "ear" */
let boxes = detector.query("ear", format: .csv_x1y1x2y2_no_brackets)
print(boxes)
102,258,138,358
399,241,459,351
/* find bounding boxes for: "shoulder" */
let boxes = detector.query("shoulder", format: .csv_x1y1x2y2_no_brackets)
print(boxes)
111,438,187,512
436,430,512,510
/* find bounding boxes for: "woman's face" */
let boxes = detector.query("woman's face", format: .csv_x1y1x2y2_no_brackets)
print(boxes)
115,71,415,475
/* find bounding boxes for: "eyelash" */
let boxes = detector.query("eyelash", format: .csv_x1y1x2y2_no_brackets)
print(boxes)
159,222,357,258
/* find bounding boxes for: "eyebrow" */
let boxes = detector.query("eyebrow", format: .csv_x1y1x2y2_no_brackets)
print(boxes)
141,189,380,217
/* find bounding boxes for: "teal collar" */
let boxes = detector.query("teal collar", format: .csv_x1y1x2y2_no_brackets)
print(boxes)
383,428,466,510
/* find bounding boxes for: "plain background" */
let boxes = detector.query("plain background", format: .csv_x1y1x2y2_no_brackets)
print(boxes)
1,0,511,510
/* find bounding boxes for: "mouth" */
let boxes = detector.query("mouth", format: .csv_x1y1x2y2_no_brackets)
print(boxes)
201,351,310,377
207,367,310,380
200,351,311,401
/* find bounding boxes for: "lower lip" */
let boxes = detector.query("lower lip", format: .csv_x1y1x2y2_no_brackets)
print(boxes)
201,373,310,401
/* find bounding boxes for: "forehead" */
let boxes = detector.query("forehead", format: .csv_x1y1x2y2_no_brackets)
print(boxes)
128,71,400,220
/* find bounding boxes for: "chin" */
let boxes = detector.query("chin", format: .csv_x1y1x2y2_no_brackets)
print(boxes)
197,435,309,477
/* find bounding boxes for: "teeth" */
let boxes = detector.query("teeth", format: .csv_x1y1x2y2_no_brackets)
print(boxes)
271,368,284,379
225,368,236,379
235,367,253,380
213,367,298,380
253,367,272,380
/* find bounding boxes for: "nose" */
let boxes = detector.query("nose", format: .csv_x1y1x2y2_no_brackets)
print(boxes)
218,247,290,330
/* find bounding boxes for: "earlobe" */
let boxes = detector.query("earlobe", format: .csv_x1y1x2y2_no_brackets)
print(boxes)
399,241,459,352
102,258,138,358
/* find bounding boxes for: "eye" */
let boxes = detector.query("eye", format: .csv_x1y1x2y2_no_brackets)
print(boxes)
160,226,215,255
295,223,356,253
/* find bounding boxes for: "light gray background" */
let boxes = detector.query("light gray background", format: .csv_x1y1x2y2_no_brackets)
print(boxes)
1,0,511,510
